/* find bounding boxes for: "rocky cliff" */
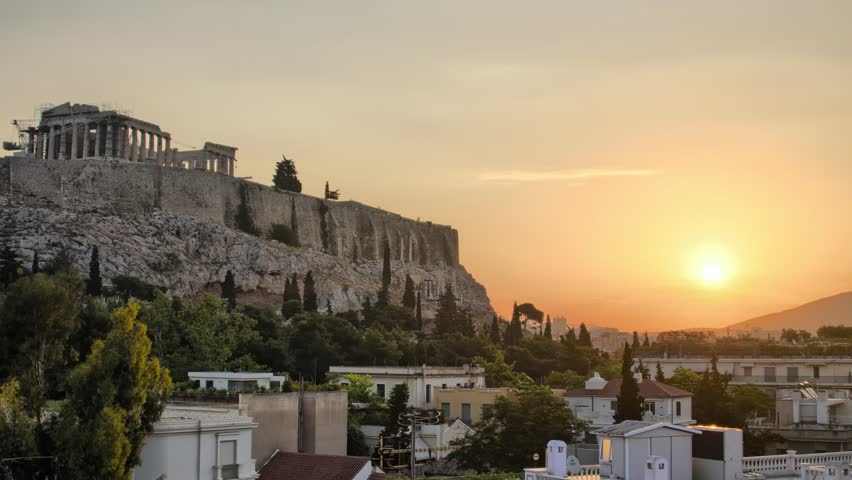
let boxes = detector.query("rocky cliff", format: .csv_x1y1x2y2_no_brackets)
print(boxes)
0,158,494,321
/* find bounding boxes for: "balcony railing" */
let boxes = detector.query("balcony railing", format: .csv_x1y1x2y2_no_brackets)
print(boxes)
731,375,852,385
742,450,852,478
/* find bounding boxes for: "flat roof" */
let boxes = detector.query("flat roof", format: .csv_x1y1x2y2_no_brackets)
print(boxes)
188,371,285,380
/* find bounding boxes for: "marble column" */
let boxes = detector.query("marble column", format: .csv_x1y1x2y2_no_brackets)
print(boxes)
71,123,79,159
105,124,114,157
94,124,103,157
130,128,138,161
146,133,154,162
139,130,147,161
59,126,69,160
164,137,171,166
27,129,35,154
81,124,90,158
122,126,131,160
156,135,163,164
35,130,44,159
229,157,235,176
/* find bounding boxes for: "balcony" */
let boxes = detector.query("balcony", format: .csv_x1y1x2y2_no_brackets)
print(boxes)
730,375,852,386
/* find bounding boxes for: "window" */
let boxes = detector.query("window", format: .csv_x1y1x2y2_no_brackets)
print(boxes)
610,400,618,412
219,440,238,480
426,384,432,403
643,402,656,415
442,383,447,389
786,367,798,382
205,380,214,389
442,402,451,421
600,438,612,461
675,401,682,417
813,366,820,379
764,367,776,382
461,403,471,424
743,366,752,377
376,384,386,398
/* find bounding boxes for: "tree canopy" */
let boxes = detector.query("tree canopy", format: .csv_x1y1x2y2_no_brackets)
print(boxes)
272,155,302,192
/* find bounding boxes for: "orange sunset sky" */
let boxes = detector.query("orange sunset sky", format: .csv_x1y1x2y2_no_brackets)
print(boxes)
3,1,852,331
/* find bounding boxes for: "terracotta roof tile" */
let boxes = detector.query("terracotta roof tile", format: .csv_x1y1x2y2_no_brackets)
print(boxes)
259,451,373,480
564,379,692,398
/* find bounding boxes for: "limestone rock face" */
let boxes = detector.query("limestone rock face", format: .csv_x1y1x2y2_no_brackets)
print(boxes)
0,206,494,322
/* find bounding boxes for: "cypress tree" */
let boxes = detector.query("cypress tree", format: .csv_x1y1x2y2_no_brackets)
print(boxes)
614,343,644,422
282,277,292,311
377,240,391,308
544,315,552,340
303,270,318,312
460,306,475,337
221,270,237,310
361,297,374,326
86,246,102,296
489,314,501,344
504,302,523,347
285,273,301,303
643,331,651,347
415,291,423,331
326,299,333,315
563,327,578,348
636,359,650,380
0,246,20,286
578,323,592,347
632,331,641,351
402,275,416,310
655,362,665,382
31,251,40,275
433,285,459,336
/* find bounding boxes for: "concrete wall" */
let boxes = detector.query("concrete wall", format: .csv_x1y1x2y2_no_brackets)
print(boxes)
0,157,459,266
301,391,348,455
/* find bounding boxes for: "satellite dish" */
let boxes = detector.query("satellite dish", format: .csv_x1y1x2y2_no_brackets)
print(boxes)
567,455,582,475
532,453,540,461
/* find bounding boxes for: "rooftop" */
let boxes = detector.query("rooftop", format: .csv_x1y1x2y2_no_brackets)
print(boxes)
592,420,700,437
564,378,693,398
258,450,382,480
328,365,484,376
188,371,287,380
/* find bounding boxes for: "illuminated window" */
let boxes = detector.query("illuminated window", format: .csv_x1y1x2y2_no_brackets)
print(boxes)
600,438,612,461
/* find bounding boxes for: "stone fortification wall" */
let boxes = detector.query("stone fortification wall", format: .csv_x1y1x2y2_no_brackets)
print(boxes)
0,158,458,266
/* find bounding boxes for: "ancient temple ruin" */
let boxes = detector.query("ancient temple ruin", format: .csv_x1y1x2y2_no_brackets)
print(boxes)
16,102,237,176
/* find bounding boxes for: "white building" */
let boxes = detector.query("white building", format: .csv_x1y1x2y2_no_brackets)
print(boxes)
133,405,258,480
641,356,852,388
563,373,694,429
327,365,485,409
189,372,289,392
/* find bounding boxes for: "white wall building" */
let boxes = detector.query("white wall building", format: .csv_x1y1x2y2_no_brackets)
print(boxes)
133,405,258,480
564,373,694,429
189,372,289,392
327,365,485,409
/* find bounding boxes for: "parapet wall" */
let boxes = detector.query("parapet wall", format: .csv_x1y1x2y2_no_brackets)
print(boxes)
0,158,459,266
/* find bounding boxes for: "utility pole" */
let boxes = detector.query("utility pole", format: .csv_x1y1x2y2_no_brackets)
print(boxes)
397,409,441,479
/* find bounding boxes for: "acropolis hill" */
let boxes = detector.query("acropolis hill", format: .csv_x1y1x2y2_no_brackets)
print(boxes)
1,102,494,321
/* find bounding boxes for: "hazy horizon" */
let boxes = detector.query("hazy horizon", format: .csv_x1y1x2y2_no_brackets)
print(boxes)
3,1,852,331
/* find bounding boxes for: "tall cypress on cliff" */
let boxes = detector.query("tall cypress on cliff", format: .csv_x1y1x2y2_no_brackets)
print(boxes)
402,275,416,310
433,285,459,337
221,270,236,310
415,291,423,331
31,251,40,275
578,323,592,347
544,315,552,340
86,246,102,296
503,302,523,347
303,270,318,312
377,240,392,308
489,314,501,344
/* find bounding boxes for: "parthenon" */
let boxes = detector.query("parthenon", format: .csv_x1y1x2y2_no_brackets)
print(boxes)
19,102,237,176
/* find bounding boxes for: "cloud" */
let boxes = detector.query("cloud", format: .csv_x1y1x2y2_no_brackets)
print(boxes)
478,169,658,184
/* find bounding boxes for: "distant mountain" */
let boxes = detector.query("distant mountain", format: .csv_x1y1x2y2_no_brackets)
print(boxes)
725,291,852,333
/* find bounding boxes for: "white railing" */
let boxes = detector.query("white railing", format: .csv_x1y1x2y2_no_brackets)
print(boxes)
570,465,600,479
742,450,852,477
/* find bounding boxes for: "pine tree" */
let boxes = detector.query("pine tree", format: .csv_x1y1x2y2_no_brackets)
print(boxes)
655,362,665,382
283,273,301,303
324,180,340,200
0,246,20,286
86,246,102,296
643,331,651,347
303,270,318,312
544,315,552,340
489,314,501,344
272,155,302,192
460,306,475,337
433,285,459,336
31,251,40,274
578,323,592,347
632,331,641,351
382,383,411,449
221,270,237,310
402,275,416,310
614,343,644,422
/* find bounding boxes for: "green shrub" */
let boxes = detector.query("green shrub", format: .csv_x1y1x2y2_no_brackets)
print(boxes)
270,223,300,247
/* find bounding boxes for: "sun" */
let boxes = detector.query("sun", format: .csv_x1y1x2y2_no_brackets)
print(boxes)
701,262,723,283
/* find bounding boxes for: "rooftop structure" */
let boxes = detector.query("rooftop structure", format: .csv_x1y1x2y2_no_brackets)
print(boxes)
564,373,694,429
133,404,259,480
13,101,237,176
189,371,289,392
328,364,485,409
258,451,384,480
